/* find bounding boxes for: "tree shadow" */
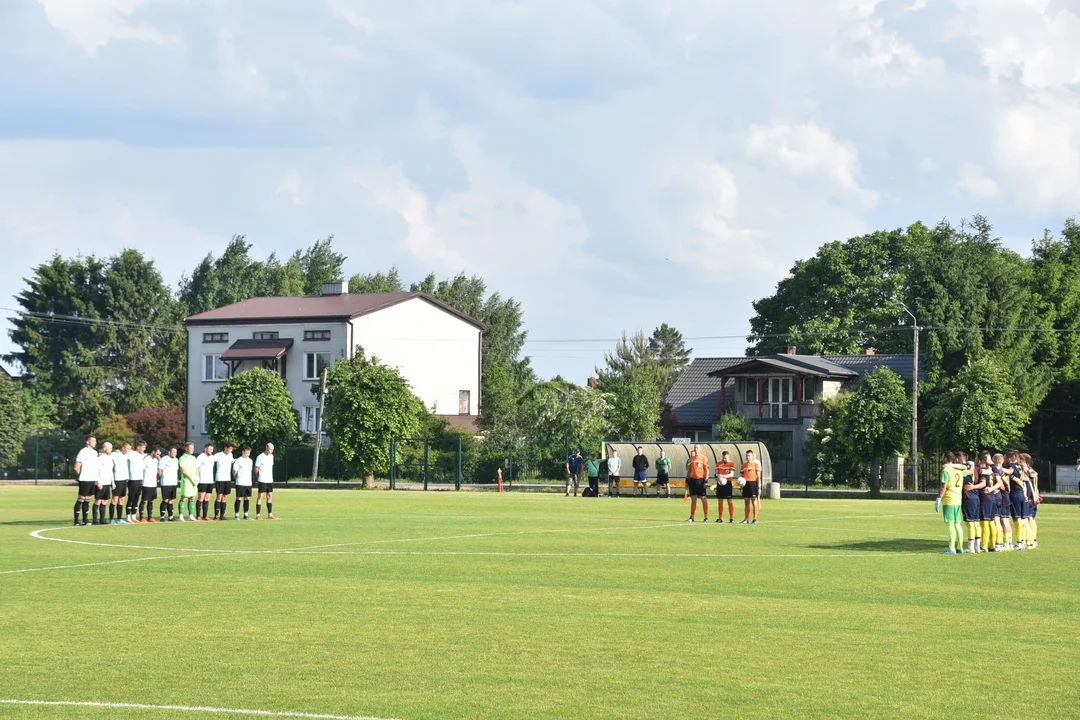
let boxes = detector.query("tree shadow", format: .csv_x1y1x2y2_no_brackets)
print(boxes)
0,519,69,526
805,538,944,553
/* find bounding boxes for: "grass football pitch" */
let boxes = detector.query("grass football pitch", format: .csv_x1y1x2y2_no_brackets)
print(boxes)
1,486,1079,720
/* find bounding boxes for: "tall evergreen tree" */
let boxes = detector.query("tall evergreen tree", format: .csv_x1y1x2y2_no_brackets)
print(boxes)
299,236,346,295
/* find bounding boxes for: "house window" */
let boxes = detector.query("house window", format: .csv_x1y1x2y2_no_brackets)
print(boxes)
801,377,817,402
253,331,279,340
459,390,470,415
745,379,759,404
767,378,793,418
203,332,228,343
202,354,228,382
303,406,322,434
304,330,331,341
201,407,208,435
304,352,331,381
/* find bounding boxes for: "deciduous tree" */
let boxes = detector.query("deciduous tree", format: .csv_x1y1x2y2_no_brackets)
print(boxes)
0,375,26,466
842,367,911,494
205,368,298,450
321,348,424,476
928,357,1029,454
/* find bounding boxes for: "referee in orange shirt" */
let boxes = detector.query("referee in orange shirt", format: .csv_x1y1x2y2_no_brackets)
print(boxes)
685,444,710,523
741,449,763,524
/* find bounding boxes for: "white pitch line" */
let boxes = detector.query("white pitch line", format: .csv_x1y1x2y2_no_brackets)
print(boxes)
272,549,936,559
279,522,688,552
0,699,400,720
29,527,253,553
0,553,237,576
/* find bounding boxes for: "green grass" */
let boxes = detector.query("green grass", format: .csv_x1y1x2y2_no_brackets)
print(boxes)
1,487,1078,720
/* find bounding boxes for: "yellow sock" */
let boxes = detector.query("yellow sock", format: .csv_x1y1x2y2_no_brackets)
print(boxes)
1029,518,1037,543
1012,520,1021,543
981,521,992,547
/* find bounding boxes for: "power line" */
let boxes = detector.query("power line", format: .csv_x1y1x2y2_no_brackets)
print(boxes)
6,306,1080,345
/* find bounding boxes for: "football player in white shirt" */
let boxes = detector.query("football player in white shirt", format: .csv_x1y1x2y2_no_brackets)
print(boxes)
158,446,180,522
196,443,216,522
94,442,115,525
110,441,133,524
212,442,235,521
138,447,160,523
73,434,98,526
126,440,147,523
232,446,254,520
254,442,276,520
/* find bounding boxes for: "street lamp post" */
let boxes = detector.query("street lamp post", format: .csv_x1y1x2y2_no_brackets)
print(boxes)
899,303,919,493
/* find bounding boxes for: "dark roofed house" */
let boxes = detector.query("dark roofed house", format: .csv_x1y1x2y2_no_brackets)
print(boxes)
665,347,919,479
184,285,485,445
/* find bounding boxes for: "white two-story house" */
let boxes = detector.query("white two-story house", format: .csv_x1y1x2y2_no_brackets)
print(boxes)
183,284,484,445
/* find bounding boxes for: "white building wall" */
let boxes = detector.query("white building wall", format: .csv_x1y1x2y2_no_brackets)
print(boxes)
348,297,481,416
186,321,348,445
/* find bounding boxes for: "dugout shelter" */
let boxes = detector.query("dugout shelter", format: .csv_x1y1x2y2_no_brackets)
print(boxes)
603,441,771,489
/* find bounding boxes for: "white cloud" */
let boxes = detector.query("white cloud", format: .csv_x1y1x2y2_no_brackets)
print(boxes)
919,157,938,173
351,127,590,311
328,0,376,33
992,101,1080,208
744,122,878,208
34,0,176,53
276,170,310,206
217,32,271,98
956,162,1000,198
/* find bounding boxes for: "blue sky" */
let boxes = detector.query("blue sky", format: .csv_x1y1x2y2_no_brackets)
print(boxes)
1,0,1079,382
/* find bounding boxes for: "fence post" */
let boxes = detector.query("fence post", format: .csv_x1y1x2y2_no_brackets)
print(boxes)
389,438,396,490
509,439,514,488
284,449,289,487
423,439,429,491
34,435,39,486
455,437,462,490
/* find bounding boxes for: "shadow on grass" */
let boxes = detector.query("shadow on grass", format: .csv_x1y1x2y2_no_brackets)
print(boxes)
0,519,68,526
805,538,943,553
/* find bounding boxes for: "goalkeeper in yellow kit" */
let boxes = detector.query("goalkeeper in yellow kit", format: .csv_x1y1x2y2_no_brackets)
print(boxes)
935,451,966,554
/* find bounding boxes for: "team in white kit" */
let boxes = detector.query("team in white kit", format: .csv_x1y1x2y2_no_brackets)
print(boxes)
72,435,276,526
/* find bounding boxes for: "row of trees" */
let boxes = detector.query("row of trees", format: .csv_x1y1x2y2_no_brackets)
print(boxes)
4,230,696,479
750,216,1080,463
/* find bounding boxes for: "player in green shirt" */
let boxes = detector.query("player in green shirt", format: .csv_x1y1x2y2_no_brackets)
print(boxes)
654,450,672,498
178,442,199,522
935,451,966,554
585,453,601,496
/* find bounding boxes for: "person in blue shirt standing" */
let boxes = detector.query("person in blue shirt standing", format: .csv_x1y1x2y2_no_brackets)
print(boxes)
565,448,585,497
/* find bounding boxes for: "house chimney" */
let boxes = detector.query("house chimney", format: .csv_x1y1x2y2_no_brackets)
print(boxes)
864,347,876,356
786,346,797,355
322,282,345,296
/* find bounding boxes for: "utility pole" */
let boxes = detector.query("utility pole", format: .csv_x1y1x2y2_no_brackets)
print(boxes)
900,303,919,493
311,366,328,482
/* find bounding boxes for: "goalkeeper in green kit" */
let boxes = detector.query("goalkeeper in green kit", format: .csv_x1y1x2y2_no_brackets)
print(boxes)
179,442,199,522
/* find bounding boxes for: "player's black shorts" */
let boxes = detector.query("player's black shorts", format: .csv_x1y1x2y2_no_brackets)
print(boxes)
742,481,759,498
962,497,981,523
129,485,142,500
140,487,158,501
95,486,112,501
980,498,996,521
686,479,707,497
1009,491,1026,518
257,482,274,494
655,473,669,486
78,481,96,497
215,481,232,495
234,485,252,498
160,486,177,500
1022,500,1034,519
716,481,733,499
113,480,128,498
197,483,213,494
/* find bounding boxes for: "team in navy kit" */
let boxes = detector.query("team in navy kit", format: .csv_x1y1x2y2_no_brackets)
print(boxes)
954,449,1041,553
